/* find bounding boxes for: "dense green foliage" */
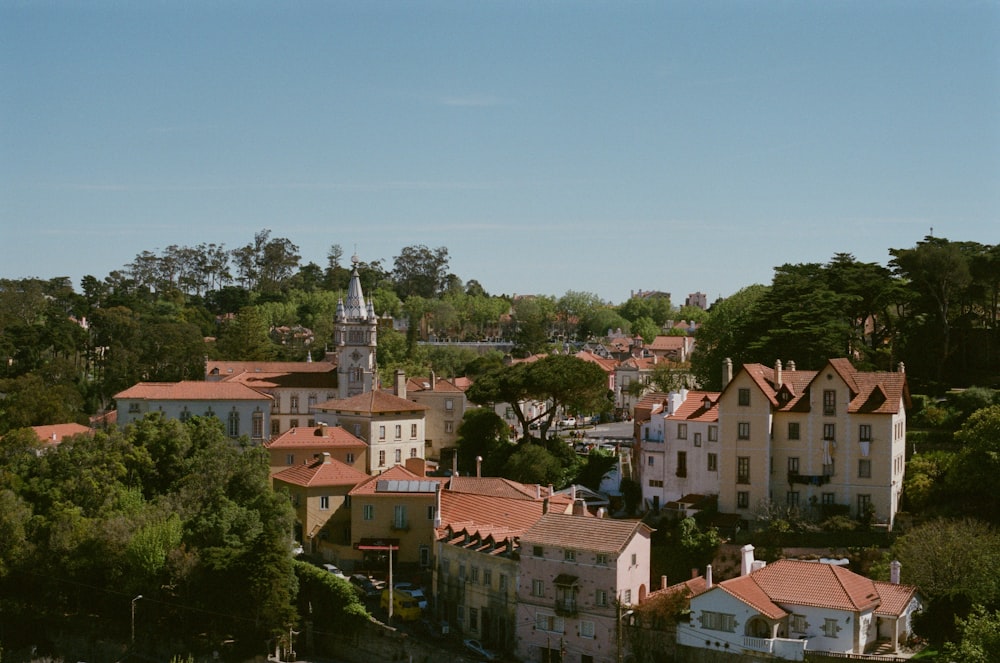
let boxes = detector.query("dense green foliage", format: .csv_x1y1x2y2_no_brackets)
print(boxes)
0,415,311,658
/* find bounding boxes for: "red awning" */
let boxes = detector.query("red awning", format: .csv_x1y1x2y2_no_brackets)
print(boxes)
355,537,400,551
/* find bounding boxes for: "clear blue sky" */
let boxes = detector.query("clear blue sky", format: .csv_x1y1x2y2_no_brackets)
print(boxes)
3,1,998,305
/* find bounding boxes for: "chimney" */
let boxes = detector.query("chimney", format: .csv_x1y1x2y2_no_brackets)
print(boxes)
890,560,901,585
660,575,668,590
535,484,541,499
430,370,437,389
740,544,756,576
570,485,577,502
722,358,733,388
706,564,713,588
322,452,331,464
452,451,459,478
542,498,550,515
476,455,483,478
898,362,905,374
573,499,586,516
596,507,606,519
787,360,796,371
405,456,427,477
434,483,443,528
775,359,783,387
394,369,406,398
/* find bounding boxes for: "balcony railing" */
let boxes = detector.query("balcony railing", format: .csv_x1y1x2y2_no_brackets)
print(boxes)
555,598,578,616
788,472,832,486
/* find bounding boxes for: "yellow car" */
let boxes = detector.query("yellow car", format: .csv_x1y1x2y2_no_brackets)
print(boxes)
380,588,422,622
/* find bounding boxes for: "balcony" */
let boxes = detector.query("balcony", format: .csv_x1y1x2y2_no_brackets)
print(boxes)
554,598,578,616
787,472,831,486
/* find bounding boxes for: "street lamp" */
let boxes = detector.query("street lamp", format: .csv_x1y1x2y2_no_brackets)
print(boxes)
616,603,634,663
131,594,143,644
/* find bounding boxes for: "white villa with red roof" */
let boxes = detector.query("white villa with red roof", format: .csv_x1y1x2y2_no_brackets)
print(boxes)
114,381,272,443
678,545,922,659
638,388,721,512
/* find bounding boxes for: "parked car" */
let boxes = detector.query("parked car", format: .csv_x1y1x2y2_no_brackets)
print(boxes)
349,573,381,597
322,563,347,579
463,639,498,661
380,588,422,622
393,582,428,610
558,417,576,428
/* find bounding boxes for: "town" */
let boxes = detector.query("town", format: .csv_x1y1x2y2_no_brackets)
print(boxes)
1,237,998,663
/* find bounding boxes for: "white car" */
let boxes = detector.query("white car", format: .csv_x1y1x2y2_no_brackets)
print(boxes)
559,417,576,428
322,563,347,579
463,639,498,661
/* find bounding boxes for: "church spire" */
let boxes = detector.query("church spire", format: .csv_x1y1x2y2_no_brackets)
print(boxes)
338,254,369,322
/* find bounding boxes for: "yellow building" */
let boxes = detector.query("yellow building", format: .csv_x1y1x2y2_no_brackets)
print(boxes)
264,424,367,477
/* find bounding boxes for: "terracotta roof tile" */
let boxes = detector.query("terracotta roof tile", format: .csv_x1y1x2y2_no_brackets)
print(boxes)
665,390,720,424
264,425,367,449
447,476,550,500
439,492,565,538
30,423,92,446
349,464,440,496
406,376,464,393
273,456,369,487
520,512,652,554
315,389,429,414
720,559,882,614
873,581,919,616
114,381,273,401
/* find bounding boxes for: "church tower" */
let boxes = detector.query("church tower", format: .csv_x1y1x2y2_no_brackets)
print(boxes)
335,255,378,398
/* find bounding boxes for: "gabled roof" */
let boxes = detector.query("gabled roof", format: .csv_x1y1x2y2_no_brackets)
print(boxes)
439,492,570,540
664,390,720,424
520,513,652,554
406,376,464,393
573,350,619,373
717,559,884,616
447,476,552,501
315,389,429,414
873,581,920,617
114,381,273,401
648,335,687,351
273,456,369,488
349,464,441,496
265,425,367,450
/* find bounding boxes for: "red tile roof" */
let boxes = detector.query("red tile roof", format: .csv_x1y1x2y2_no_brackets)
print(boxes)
406,376,464,393
439,492,565,539
573,350,619,373
665,390,720,423
315,390,428,414
520,512,652,554
223,371,337,390
272,456,369,487
30,423,92,446
114,381,273,401
348,464,440,496
447,476,553,501
873,581,920,617
265,425,367,450
206,360,337,376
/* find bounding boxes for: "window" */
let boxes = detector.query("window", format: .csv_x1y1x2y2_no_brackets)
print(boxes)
410,447,417,458
737,422,750,439
823,461,835,476
623,589,632,605
708,425,718,442
738,388,751,406
676,451,687,477
444,421,454,433
535,613,564,633
353,423,361,437
595,589,608,607
445,398,454,411
564,549,576,562
647,456,654,467
786,491,799,507
707,453,718,472
737,456,750,484
823,390,836,415
859,424,872,441
788,422,800,440
700,610,736,632
596,553,608,566
677,423,687,439
737,491,749,509
289,418,299,428
532,579,545,597
394,425,402,439
290,396,299,413
470,566,480,584
427,505,437,520
858,494,872,518
411,424,418,438
394,448,402,464
823,423,836,440
271,420,281,436
442,560,450,576
859,459,872,478
252,411,263,438
379,425,386,440
363,504,374,520
823,618,839,638
790,614,807,632
320,495,330,510
498,574,507,592
456,605,464,624
286,454,295,465
631,553,637,566
648,479,663,488
533,545,543,557
227,410,240,437
469,607,478,631
483,569,492,587
459,564,466,581
788,457,799,473
419,545,430,567
580,620,595,639
378,450,386,466
822,492,835,505
346,452,355,464
180,408,191,423
694,432,702,447
393,505,407,529
128,402,141,413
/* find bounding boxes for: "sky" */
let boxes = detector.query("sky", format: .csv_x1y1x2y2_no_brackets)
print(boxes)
2,1,998,305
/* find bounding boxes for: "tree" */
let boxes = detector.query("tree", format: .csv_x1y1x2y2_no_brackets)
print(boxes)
942,606,1000,663
391,244,450,299
466,355,610,441
647,362,693,394
945,405,1000,523
690,284,768,390
574,448,616,492
631,316,660,344
454,409,513,476
502,444,567,487
510,296,555,356
215,306,277,361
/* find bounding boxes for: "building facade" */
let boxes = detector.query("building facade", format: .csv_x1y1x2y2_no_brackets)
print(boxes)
263,424,367,476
